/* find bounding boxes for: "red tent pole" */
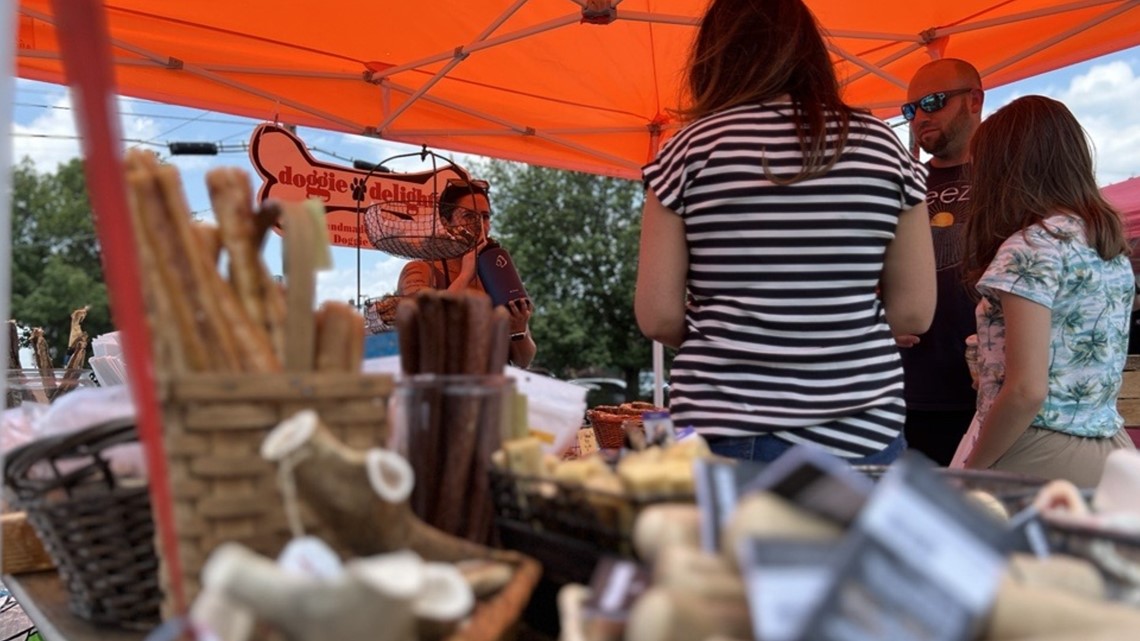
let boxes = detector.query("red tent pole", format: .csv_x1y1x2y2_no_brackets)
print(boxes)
49,0,185,613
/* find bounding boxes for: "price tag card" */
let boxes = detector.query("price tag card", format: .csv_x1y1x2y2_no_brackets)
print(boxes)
742,444,875,526
1007,506,1052,558
693,457,767,552
583,556,652,620
738,539,839,641
798,453,1013,641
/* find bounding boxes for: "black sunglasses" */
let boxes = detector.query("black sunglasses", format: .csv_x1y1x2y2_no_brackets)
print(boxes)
901,88,975,121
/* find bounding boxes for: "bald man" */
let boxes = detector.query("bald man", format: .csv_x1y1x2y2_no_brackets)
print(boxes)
897,59,984,466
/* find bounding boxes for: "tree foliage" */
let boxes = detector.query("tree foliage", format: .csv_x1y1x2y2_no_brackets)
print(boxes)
11,157,112,362
477,160,653,396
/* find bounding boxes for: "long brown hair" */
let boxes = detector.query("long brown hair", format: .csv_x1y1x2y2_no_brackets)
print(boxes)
680,0,854,183
963,95,1128,286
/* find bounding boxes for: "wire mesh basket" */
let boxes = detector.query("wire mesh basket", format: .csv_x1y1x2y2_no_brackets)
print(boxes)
364,200,480,260
853,465,1048,513
359,149,488,261
1041,518,1140,605
363,294,402,334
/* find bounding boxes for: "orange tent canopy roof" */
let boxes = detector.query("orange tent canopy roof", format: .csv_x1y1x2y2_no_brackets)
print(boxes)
16,0,1140,179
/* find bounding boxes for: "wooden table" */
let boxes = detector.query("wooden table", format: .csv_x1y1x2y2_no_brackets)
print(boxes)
2,572,146,641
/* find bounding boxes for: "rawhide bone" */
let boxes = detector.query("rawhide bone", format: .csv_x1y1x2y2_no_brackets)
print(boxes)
262,410,512,564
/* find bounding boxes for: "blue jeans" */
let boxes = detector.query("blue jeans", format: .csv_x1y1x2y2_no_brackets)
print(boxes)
707,431,907,466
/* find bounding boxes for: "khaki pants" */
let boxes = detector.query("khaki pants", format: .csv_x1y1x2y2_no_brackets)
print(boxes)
990,425,1136,488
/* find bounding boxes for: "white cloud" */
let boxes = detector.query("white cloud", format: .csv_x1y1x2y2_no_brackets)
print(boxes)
12,89,165,173
989,60,1140,185
315,252,409,306
12,92,81,171
1056,61,1140,185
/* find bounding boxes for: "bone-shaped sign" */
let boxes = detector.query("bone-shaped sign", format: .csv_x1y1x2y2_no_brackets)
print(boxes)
248,123,468,250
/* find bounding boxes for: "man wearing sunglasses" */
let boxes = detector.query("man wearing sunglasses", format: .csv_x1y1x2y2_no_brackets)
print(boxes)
896,59,984,466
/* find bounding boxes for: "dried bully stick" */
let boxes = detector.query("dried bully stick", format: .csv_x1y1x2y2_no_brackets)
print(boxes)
441,294,467,377
51,332,90,401
314,302,358,372
208,167,266,329
434,295,478,535
189,222,223,267
67,306,88,352
153,161,244,371
486,306,512,375
410,292,447,522
395,300,421,375
463,293,492,377
30,328,53,374
254,202,288,361
8,320,20,370
125,153,197,372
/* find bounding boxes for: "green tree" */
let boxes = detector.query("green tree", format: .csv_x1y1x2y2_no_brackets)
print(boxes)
477,160,657,398
11,157,111,362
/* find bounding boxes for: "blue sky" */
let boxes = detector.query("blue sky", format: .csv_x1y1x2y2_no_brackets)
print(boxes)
11,45,1140,306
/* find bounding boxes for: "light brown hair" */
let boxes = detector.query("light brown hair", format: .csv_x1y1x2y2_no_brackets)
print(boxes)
963,95,1128,286
680,0,854,184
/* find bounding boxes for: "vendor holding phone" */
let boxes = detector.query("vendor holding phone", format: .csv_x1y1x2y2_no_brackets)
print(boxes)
397,178,537,368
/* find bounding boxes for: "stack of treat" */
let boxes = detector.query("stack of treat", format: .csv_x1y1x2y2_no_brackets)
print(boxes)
124,150,362,375
393,290,512,544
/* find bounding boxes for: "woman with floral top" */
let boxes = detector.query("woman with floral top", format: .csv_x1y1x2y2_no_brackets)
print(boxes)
956,95,1136,486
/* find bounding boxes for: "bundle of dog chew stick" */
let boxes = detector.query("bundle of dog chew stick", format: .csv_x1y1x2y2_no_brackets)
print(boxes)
124,150,362,374
394,290,512,543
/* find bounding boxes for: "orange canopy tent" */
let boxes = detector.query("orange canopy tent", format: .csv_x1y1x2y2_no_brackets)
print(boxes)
15,0,1140,180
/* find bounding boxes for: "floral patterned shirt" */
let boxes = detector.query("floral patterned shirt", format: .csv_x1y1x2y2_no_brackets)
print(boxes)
974,215,1134,438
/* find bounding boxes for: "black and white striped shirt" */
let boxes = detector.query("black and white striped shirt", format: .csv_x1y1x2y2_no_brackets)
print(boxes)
642,102,927,458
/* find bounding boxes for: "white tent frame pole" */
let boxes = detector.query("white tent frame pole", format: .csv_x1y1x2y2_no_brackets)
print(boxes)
367,13,576,81
932,0,1134,38
841,42,925,87
1,0,14,395
376,56,465,131
827,40,909,89
376,0,531,130
20,50,368,81
619,10,920,42
383,79,643,170
645,127,665,408
979,1,1140,77
391,125,676,136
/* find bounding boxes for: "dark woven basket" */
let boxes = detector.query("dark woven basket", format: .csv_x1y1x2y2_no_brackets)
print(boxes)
2,419,161,630
853,465,1048,513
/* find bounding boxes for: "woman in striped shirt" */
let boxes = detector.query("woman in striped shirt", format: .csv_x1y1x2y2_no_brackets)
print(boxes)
636,0,936,463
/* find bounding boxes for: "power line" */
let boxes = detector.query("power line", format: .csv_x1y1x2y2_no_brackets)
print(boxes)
12,132,360,165
13,101,256,127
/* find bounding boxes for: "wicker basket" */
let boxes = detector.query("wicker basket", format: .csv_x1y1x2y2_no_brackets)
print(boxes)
586,403,660,450
156,372,393,615
2,419,161,630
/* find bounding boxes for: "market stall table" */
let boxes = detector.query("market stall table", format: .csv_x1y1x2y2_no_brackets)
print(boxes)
1,572,146,641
